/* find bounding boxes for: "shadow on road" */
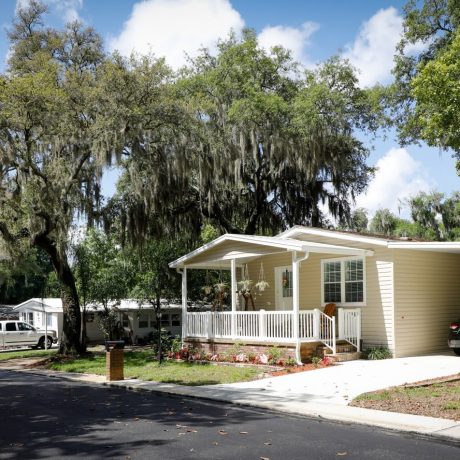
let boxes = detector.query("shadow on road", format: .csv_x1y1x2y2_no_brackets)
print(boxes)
0,370,267,459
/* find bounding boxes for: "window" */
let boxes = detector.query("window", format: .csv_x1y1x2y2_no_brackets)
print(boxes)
322,258,365,305
161,314,170,327
5,322,16,332
122,313,129,328
171,313,181,327
18,322,34,331
323,261,341,303
138,312,149,328
27,312,34,326
85,313,95,323
150,314,157,328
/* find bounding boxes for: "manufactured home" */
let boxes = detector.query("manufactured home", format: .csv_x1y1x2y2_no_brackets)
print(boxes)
14,298,182,344
170,227,460,362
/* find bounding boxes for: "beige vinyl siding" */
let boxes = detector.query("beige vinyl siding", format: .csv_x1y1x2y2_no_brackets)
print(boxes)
362,248,395,352
246,244,395,351
393,249,460,357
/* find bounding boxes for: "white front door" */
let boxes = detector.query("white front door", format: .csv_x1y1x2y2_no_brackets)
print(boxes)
274,266,293,310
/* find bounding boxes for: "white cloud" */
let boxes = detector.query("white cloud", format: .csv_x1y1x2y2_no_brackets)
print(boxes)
258,22,319,68
16,0,83,23
355,148,434,217
343,7,425,87
109,0,244,69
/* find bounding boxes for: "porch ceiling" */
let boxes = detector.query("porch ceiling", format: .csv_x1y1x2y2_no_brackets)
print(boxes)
169,234,374,270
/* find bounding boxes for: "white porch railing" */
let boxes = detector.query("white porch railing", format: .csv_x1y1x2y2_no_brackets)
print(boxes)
339,308,361,351
184,308,360,354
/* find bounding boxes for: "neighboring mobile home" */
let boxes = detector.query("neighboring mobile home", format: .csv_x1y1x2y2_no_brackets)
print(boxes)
170,227,460,362
14,298,182,344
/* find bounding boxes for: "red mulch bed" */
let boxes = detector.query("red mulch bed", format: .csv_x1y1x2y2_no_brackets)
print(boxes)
270,363,334,376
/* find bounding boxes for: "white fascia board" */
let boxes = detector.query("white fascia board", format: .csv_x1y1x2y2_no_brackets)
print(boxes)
280,227,388,247
303,242,374,257
387,242,460,252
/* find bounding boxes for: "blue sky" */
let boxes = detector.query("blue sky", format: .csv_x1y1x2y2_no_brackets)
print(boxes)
1,0,458,218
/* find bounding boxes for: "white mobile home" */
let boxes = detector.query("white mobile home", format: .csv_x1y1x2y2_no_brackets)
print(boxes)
14,298,183,344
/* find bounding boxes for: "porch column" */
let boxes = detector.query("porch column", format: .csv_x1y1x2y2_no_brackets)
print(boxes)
292,251,309,364
231,258,237,338
181,267,187,346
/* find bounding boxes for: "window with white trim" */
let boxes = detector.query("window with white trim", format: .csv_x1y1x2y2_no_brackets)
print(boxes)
322,258,365,305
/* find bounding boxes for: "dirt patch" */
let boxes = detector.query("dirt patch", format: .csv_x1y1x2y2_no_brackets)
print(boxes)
350,374,460,421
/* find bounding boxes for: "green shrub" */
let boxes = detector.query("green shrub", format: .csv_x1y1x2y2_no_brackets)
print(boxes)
147,328,174,356
267,346,284,365
365,346,392,360
311,356,321,368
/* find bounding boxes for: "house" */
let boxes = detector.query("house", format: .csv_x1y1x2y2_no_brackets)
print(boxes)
169,227,460,363
14,298,183,344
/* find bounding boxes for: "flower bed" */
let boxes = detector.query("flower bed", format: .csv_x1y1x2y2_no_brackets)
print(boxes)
167,344,334,375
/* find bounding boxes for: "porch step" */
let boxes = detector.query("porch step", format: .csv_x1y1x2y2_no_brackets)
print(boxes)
328,351,362,362
317,343,356,356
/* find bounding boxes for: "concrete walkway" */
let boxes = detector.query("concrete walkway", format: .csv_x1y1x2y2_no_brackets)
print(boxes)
4,354,460,444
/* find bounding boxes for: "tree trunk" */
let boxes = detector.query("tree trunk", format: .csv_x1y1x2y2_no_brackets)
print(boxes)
34,235,83,355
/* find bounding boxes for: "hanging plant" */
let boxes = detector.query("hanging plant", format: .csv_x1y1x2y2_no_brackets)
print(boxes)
255,262,269,292
214,282,229,298
238,264,253,297
201,270,213,297
202,285,213,296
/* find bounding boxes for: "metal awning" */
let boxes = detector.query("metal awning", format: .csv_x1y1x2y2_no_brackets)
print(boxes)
169,234,374,269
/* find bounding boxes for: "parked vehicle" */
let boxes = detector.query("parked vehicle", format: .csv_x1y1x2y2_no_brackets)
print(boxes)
448,320,460,356
0,321,57,349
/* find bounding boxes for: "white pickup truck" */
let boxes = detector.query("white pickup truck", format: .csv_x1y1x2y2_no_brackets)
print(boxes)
0,320,57,349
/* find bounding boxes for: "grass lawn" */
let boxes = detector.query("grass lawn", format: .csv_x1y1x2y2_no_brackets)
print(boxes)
47,350,261,386
351,376,460,421
0,348,57,361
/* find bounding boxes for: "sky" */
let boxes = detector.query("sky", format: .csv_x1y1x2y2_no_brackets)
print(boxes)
1,0,458,219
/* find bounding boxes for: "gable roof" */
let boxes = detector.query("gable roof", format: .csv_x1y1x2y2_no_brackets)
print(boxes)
169,233,373,269
279,226,460,254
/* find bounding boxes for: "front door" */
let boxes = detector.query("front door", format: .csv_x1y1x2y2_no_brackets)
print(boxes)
274,266,293,310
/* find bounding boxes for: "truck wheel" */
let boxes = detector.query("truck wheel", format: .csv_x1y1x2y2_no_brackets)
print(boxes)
454,348,460,356
39,336,53,349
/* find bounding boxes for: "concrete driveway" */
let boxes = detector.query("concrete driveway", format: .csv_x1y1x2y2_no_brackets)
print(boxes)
214,354,460,406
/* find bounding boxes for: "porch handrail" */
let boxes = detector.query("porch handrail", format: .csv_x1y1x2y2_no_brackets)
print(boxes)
318,309,336,354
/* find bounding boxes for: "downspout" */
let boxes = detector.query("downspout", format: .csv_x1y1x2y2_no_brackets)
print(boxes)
177,267,187,348
293,251,309,365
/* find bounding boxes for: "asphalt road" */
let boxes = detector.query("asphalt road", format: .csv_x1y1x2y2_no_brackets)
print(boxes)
0,370,459,460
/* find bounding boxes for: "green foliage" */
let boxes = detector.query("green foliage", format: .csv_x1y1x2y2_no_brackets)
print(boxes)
0,1,110,353
370,209,397,236
311,356,322,368
267,346,284,365
111,32,380,238
364,346,393,360
75,229,133,310
95,309,123,341
348,208,369,233
147,328,174,356
393,0,460,163
0,247,56,304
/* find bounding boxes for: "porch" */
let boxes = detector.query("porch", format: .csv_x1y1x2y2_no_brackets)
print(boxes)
170,234,372,363
184,307,362,356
